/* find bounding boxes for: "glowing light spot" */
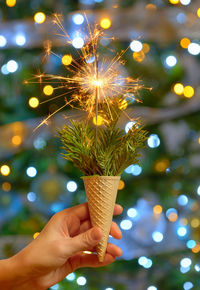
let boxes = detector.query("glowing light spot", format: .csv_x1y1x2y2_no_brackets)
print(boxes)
142,43,150,53
132,165,142,176
93,115,103,126
11,135,22,146
72,14,84,25
43,85,54,96
138,256,148,266
147,287,157,290
169,0,179,4
27,192,37,202
1,64,9,75
166,208,178,222
186,240,196,249
92,79,103,87
125,121,136,133
120,219,132,230
119,99,128,110
100,18,111,29
133,51,145,62
183,86,194,98
33,137,46,150
105,288,114,290
62,54,72,66
155,159,170,172
143,259,153,269
127,208,137,218
15,34,26,46
145,3,157,10
173,83,184,95
34,12,46,24
66,181,77,192
192,244,200,253
188,43,200,55
72,37,84,49
7,60,18,73
180,266,190,273
191,218,199,228
147,134,160,148
66,272,76,281
180,218,188,225
197,8,200,18
29,97,39,108
118,180,125,190
197,185,200,195
26,167,37,178
0,165,10,176
50,285,59,290
177,195,188,206
153,205,163,215
2,182,11,192
33,232,40,239
180,258,192,268
180,38,191,49
152,231,163,243
180,0,191,5
77,276,87,286
6,0,16,7
130,40,143,52
0,35,7,47
177,226,187,237
194,264,200,272
165,55,177,67
183,282,193,290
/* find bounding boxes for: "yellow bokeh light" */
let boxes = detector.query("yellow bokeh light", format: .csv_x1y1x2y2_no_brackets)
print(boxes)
0,165,11,176
43,85,54,96
11,135,22,146
155,159,170,172
33,232,40,239
168,212,178,222
180,38,190,49
34,12,46,24
83,251,92,254
119,99,128,110
2,182,11,192
62,54,72,66
183,86,194,98
100,18,111,29
6,0,16,7
93,115,103,126
153,205,163,215
118,180,125,190
198,137,200,144
145,3,157,10
29,97,39,108
169,0,179,4
197,8,200,18
191,218,200,228
142,43,150,54
192,244,200,253
133,51,145,62
173,83,184,95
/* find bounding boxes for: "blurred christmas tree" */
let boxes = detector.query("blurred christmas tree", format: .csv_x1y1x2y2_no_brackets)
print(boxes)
0,0,200,289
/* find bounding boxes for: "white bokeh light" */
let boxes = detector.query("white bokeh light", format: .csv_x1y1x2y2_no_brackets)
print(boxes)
15,34,26,46
66,272,75,281
165,55,177,67
138,256,148,266
147,134,160,148
66,181,78,192
72,37,84,49
188,43,200,56
127,208,137,218
197,185,200,195
183,281,193,290
132,164,142,176
27,192,37,202
180,258,192,268
177,226,187,237
177,195,188,206
120,219,132,230
152,231,163,243
77,276,87,286
0,35,7,47
130,40,143,52
1,64,9,75
194,264,200,272
72,14,84,25
7,60,18,73
125,121,136,133
147,287,157,290
26,167,37,178
180,0,191,5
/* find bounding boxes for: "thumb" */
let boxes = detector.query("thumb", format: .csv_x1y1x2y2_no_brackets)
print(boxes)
67,226,102,256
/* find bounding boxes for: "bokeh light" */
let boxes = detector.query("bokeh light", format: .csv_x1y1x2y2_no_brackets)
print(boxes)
152,231,163,243
77,276,87,286
15,34,26,46
62,54,72,66
66,273,76,281
127,208,137,218
0,35,7,47
177,195,188,206
43,85,54,96
118,180,125,190
155,159,170,172
190,218,199,228
28,97,39,108
130,40,143,52
183,282,193,290
173,83,184,95
66,181,77,192
2,182,11,192
180,38,190,49
197,8,200,18
177,226,187,237
72,37,84,49
93,115,103,126
26,166,37,178
153,205,163,215
183,86,194,98
33,232,40,239
169,0,179,4
125,121,136,133
188,43,200,55
120,219,132,230
0,165,11,176
133,51,145,62
165,55,177,67
100,18,111,29
7,60,18,73
27,192,37,202
6,0,16,7
11,135,22,146
180,258,192,268
147,134,160,148
72,14,84,25
180,0,191,5
34,12,46,24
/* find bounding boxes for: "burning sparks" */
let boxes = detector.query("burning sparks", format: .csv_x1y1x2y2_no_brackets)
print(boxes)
27,14,142,130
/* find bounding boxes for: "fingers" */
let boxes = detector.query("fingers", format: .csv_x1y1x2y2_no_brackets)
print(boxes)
106,243,122,257
110,222,122,239
65,227,102,257
113,204,123,216
68,252,116,272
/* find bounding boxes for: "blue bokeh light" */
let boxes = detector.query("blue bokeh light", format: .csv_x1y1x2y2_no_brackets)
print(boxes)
183,281,193,290
127,208,137,218
72,14,84,25
180,258,192,268
177,195,188,206
27,192,37,202
15,34,26,46
7,60,18,73
152,231,163,243
66,272,76,281
147,134,160,148
120,219,132,230
0,35,7,47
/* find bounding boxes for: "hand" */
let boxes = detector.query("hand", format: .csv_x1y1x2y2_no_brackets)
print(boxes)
5,203,123,290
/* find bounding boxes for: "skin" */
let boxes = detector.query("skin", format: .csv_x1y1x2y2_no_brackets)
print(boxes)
0,203,123,290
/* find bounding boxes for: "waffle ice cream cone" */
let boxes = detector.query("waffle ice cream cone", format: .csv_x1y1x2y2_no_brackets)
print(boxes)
82,175,120,262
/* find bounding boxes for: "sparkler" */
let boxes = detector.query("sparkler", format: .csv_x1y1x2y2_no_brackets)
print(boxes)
26,14,143,131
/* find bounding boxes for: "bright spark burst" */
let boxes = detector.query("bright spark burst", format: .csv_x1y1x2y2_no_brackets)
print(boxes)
26,14,143,130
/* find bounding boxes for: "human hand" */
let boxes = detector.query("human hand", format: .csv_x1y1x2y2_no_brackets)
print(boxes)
5,203,123,290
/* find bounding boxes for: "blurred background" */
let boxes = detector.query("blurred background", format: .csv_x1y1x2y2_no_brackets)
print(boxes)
0,0,200,289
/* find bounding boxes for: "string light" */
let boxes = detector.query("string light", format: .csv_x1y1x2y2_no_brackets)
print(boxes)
2,182,11,192
29,97,39,108
0,165,11,176
34,12,46,24
180,38,190,49
153,205,163,215
11,135,22,146
183,86,194,98
62,54,72,66
33,232,40,239
6,0,16,7
93,115,103,126
43,85,54,96
173,83,184,95
100,18,111,29
118,180,125,190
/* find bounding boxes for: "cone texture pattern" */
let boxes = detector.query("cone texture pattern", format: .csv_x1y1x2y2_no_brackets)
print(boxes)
83,176,120,262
